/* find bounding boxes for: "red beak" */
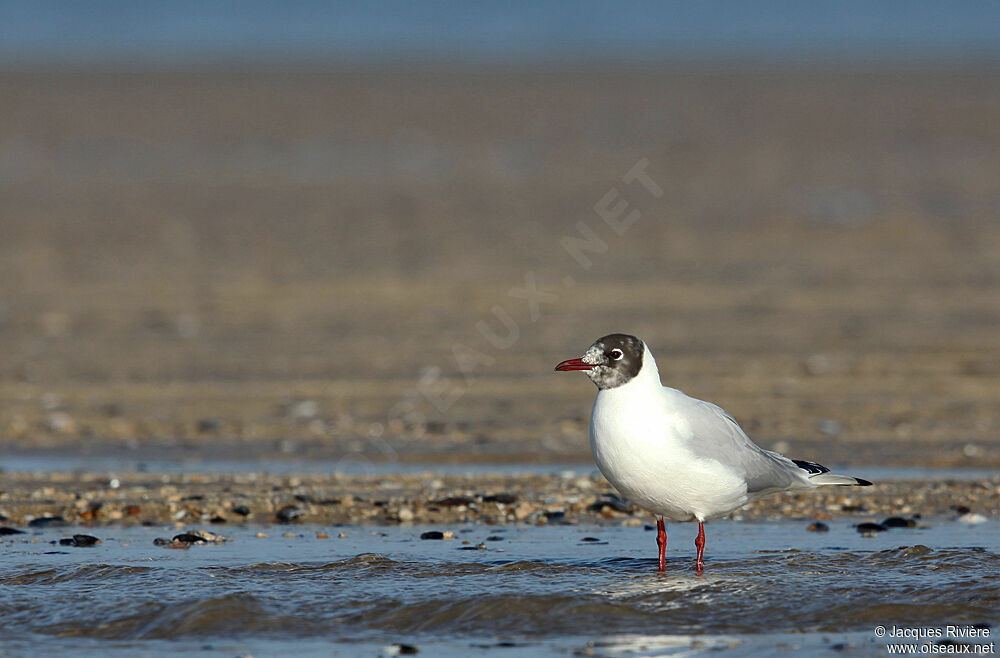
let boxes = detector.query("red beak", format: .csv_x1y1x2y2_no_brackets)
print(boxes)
554,358,595,372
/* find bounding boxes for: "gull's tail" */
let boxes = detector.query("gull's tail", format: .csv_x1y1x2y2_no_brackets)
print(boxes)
792,459,873,487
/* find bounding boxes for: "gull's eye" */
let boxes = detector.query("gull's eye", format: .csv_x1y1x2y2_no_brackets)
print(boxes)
610,349,624,361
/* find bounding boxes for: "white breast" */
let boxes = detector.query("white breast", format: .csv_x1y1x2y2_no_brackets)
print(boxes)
588,357,749,522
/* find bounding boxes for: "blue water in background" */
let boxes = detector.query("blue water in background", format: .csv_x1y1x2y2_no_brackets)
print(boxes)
2,0,1000,67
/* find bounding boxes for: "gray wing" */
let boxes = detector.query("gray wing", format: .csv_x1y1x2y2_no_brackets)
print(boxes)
675,393,810,495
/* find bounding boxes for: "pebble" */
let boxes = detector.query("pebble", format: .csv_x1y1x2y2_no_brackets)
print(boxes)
337,532,347,538
513,503,535,520
382,644,419,656
28,516,68,528
316,531,329,539
168,529,225,545
856,522,887,536
255,532,268,538
197,417,223,433
191,529,224,542
0,527,26,535
588,494,633,514
0,472,994,531
420,531,445,540
482,493,518,504
433,496,475,507
276,505,303,523
882,516,917,528
807,522,830,532
57,534,101,547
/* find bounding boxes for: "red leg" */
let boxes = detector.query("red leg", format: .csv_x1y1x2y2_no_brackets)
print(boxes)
656,518,667,572
694,520,706,573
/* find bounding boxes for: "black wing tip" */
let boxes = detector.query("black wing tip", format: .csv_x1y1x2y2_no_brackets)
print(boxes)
855,478,874,487
791,459,830,475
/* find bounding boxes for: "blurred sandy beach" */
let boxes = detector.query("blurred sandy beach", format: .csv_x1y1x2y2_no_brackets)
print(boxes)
1,66,997,468
3,6,1000,654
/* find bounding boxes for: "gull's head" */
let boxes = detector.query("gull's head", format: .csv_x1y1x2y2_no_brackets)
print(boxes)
554,333,646,390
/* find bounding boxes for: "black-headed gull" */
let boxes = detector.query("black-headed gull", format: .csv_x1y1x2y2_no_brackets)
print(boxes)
556,333,872,573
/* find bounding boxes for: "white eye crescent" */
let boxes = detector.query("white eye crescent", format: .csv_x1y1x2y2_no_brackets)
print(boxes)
610,349,624,360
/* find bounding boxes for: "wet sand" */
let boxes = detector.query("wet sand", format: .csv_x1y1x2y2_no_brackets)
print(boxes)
0,65,998,658
1,66,999,470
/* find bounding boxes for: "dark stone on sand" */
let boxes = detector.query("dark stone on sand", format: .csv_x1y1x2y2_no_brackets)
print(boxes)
588,494,634,513
276,504,303,523
425,420,447,434
232,504,251,516
0,526,26,535
644,524,655,531
807,522,830,532
459,542,487,550
883,516,917,528
172,533,207,544
856,522,887,534
197,417,223,432
580,536,601,542
28,516,68,528
181,494,204,501
543,511,565,520
433,496,475,507
58,534,100,547
485,535,504,541
210,515,227,524
102,402,124,417
420,531,445,540
390,644,419,655
482,493,518,504
153,537,172,545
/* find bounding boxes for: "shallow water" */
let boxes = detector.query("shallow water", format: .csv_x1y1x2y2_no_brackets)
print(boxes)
2,453,997,482
1,519,997,656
